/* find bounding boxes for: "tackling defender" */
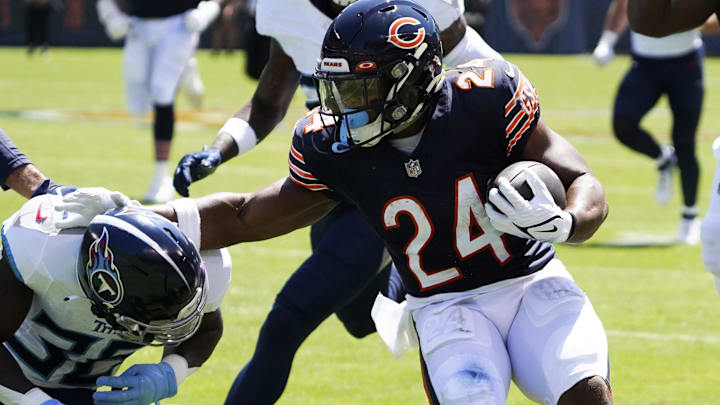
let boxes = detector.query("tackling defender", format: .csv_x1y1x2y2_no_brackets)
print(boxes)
0,193,231,405
70,0,614,402
96,0,222,203
172,0,502,402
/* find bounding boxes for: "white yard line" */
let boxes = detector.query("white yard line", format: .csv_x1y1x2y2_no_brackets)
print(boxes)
606,329,720,344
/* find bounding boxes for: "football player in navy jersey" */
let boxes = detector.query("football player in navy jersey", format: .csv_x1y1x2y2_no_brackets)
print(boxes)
96,0,222,203
170,0,502,403
64,0,613,403
593,0,707,244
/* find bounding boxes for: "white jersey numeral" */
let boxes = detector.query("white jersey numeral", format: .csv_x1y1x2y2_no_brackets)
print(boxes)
383,196,462,291
454,174,511,263
382,174,510,291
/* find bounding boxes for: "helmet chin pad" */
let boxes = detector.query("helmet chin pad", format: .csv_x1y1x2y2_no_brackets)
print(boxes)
331,0,357,6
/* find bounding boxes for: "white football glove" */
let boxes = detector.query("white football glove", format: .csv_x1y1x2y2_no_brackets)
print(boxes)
592,30,618,67
485,171,574,244
185,0,221,33
105,14,129,41
54,187,131,229
97,0,129,41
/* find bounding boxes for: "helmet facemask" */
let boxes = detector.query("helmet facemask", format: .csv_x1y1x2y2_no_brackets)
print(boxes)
314,42,440,153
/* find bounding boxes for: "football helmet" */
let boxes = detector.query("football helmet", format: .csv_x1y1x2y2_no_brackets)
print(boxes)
313,0,443,152
77,207,207,345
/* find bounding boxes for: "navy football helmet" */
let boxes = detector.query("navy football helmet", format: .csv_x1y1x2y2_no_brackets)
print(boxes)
77,207,207,345
313,0,443,152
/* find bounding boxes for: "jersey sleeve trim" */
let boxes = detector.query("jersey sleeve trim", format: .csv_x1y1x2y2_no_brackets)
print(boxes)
288,141,332,192
504,72,539,157
1,224,24,283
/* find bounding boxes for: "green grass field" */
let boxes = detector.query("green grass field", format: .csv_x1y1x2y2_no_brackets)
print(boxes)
1,47,720,404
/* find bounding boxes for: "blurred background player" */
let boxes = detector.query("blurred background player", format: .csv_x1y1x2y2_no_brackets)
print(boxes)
593,0,707,244
171,0,502,403
0,195,230,405
96,0,222,203
0,127,68,199
24,0,63,56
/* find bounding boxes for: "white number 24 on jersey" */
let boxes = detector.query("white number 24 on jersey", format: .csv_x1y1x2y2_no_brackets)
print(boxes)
382,173,510,291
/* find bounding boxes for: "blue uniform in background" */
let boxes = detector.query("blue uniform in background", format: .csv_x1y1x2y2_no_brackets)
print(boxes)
612,31,703,216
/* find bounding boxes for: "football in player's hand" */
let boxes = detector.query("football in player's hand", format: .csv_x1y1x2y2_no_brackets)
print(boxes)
488,161,567,208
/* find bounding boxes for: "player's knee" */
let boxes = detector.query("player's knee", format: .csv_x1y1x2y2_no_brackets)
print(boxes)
150,84,175,106
261,299,312,348
612,116,638,144
438,366,504,405
339,318,375,338
557,376,612,405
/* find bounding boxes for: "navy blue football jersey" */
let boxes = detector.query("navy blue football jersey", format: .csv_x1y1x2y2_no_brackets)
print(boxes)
289,59,555,297
126,0,200,18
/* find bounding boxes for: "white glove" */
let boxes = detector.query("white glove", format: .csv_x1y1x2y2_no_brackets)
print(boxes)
54,187,131,229
592,30,618,66
484,171,574,243
185,1,221,33
97,0,129,41
105,14,129,41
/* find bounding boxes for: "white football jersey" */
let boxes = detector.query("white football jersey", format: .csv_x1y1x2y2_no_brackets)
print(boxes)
0,194,231,389
256,0,464,76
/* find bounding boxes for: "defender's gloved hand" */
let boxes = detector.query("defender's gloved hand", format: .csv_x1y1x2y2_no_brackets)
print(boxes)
485,171,574,243
93,362,178,405
173,146,222,197
185,0,221,33
54,187,131,229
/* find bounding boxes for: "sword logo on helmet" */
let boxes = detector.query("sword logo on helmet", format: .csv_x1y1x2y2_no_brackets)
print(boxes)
86,227,124,306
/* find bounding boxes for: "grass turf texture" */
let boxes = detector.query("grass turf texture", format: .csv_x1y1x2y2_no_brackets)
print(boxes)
1,48,719,404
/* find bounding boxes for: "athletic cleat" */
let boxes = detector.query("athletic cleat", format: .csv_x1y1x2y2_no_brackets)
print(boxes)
677,216,701,245
655,145,677,205
181,58,205,109
144,176,175,203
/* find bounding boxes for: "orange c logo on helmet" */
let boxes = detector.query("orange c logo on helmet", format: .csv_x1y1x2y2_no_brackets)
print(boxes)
387,17,425,49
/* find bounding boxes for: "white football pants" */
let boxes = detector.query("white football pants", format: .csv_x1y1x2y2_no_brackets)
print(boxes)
123,13,199,116
411,259,609,405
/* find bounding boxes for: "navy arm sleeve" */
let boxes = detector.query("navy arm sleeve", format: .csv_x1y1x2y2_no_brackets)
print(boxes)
0,129,31,191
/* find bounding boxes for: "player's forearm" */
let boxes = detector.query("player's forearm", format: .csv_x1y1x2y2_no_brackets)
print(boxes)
628,0,717,36
603,0,629,34
5,165,46,199
564,173,609,244
214,43,300,163
163,310,222,368
193,180,335,249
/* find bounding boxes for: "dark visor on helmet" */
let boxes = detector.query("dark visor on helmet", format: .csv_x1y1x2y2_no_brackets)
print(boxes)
315,73,383,116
